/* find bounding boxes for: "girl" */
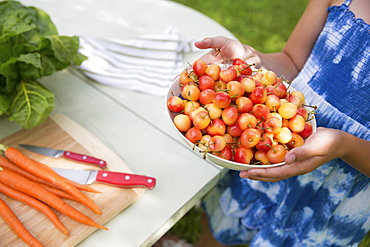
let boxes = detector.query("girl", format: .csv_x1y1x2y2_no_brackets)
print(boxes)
193,0,370,246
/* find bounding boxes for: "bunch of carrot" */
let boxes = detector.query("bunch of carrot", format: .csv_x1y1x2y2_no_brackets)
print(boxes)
0,145,108,247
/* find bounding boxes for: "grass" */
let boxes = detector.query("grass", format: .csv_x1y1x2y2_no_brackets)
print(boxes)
166,0,370,246
171,0,307,53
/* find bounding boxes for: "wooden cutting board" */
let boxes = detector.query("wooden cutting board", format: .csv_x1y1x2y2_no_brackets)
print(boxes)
0,113,145,247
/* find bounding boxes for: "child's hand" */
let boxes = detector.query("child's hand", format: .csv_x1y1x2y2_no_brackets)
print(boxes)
194,36,258,65
239,127,347,182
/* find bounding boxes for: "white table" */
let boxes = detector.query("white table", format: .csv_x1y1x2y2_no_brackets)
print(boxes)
0,0,236,246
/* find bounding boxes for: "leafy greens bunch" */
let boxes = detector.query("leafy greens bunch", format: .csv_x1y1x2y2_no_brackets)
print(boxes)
0,1,87,129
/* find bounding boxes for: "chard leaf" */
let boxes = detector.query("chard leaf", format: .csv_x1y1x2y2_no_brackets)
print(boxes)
0,93,10,115
0,53,42,92
0,1,87,129
8,80,54,129
46,35,84,63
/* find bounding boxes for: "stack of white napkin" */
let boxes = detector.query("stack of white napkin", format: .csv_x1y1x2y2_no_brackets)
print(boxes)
76,27,200,96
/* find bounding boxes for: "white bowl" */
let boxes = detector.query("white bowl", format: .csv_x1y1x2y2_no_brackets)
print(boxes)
165,73,317,171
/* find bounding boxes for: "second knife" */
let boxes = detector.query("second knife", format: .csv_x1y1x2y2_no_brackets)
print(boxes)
19,144,107,169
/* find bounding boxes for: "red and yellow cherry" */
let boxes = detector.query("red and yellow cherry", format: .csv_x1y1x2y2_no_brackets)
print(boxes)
193,59,207,77
254,150,270,165
214,146,233,160
214,81,227,91
237,113,257,130
235,96,253,113
264,132,279,146
278,102,298,119
252,71,264,81
198,134,211,151
274,126,292,144
184,101,200,115
219,67,238,82
230,65,242,77
234,146,253,164
255,133,273,152
198,75,216,91
274,79,287,98
266,112,283,121
193,110,211,130
288,114,305,133
185,127,202,144
240,77,256,93
174,114,191,132
206,118,226,136
232,58,246,66
239,63,253,76
267,144,287,164
226,123,244,137
204,103,222,119
226,80,245,99
209,135,227,152
189,107,206,121
291,90,305,103
205,64,221,81
223,133,234,146
212,91,231,108
199,89,216,105
250,86,267,104
181,83,200,101
240,128,261,148
264,116,283,134
299,122,313,138
167,96,185,113
296,107,309,121
287,94,303,107
179,70,194,85
286,132,305,149
261,70,277,86
222,106,239,125
265,94,281,111
265,84,279,96
252,104,270,120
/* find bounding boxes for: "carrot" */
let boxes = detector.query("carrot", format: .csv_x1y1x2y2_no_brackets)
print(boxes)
4,147,102,215
0,182,68,235
0,156,100,194
0,198,44,247
0,156,55,187
39,184,78,202
0,168,108,230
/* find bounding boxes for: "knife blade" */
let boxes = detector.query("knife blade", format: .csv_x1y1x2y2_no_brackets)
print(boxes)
19,144,107,169
52,168,156,190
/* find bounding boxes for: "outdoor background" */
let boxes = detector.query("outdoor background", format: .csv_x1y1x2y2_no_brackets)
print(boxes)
166,0,370,246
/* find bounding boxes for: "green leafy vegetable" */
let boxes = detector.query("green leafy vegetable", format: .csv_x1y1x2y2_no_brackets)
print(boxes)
0,1,87,128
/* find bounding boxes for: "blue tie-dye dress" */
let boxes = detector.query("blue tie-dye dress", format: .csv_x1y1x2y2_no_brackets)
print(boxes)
202,1,370,246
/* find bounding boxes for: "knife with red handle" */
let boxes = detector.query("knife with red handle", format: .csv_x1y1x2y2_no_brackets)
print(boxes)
19,144,107,168
52,168,156,189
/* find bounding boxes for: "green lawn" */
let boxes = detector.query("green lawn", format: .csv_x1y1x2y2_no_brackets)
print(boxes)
171,0,307,53
166,1,370,246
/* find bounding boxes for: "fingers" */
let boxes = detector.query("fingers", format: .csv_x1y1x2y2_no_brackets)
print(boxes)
239,162,305,182
238,128,344,182
239,166,295,182
194,36,231,50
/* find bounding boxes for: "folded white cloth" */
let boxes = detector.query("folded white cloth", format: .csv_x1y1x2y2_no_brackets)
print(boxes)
76,27,200,96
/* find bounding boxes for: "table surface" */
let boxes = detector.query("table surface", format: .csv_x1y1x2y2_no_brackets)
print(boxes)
0,0,236,246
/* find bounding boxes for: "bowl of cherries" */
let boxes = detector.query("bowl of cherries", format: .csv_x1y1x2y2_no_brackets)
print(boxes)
166,58,316,170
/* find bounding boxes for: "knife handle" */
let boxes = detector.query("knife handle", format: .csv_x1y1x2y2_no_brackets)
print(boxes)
96,171,156,190
63,151,107,169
